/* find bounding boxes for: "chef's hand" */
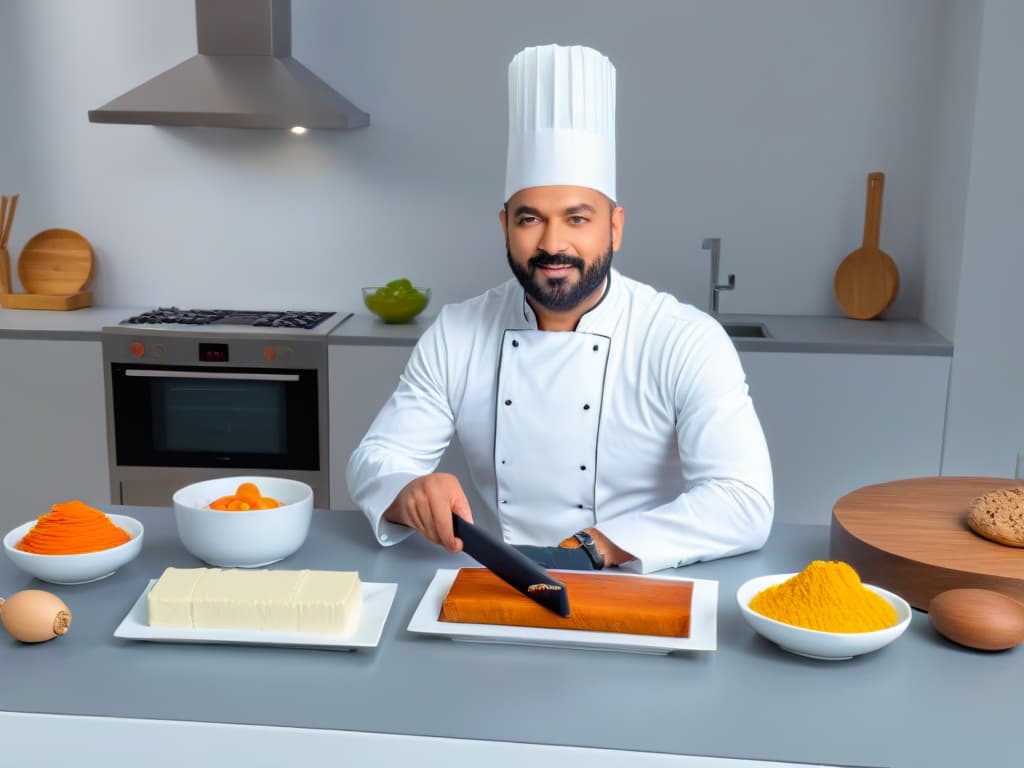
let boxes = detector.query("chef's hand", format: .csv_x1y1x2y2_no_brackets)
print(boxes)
384,473,473,553
559,527,635,568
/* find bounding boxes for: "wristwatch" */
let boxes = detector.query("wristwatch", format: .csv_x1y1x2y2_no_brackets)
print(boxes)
573,530,605,570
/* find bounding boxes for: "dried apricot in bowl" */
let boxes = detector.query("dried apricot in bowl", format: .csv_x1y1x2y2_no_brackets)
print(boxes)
208,483,281,511
173,477,313,568
236,482,261,501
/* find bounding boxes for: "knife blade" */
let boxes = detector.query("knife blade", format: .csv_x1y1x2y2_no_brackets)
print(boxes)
452,513,570,617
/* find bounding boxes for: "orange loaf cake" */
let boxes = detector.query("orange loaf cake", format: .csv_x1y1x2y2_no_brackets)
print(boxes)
439,568,694,637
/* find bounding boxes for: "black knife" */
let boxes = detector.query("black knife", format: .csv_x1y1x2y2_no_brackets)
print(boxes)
452,513,570,617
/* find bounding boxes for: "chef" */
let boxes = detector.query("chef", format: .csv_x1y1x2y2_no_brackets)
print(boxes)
347,44,773,574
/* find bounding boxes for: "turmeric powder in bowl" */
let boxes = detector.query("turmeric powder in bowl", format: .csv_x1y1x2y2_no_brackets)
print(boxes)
749,560,898,633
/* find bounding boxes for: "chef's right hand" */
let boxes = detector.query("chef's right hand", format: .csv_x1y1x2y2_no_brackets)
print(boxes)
383,473,473,553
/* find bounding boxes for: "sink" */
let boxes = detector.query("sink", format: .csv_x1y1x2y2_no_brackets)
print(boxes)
721,322,770,339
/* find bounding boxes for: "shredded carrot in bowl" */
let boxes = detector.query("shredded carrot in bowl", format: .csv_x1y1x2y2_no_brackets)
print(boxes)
16,500,132,555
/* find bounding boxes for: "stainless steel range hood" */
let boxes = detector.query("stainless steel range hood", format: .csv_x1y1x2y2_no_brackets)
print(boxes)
88,0,369,130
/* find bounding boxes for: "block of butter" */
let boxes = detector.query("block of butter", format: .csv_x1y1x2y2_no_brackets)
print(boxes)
147,567,362,635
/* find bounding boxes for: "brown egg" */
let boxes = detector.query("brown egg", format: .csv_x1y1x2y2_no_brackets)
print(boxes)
928,588,1024,651
0,590,72,643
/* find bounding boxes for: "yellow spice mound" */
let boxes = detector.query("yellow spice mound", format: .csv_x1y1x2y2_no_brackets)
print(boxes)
750,560,898,633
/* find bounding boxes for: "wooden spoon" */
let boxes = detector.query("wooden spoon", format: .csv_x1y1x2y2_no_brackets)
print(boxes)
834,172,900,320
0,195,14,297
4,194,17,247
0,196,8,246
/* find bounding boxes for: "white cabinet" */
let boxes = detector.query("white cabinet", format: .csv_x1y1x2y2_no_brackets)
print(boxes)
0,339,110,530
328,345,484,513
739,352,951,525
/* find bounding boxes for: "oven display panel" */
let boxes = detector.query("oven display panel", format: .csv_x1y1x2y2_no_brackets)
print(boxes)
198,343,229,363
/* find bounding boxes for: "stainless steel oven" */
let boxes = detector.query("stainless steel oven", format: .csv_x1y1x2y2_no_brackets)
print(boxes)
102,311,347,507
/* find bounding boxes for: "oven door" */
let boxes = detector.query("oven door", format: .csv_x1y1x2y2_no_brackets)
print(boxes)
109,364,319,471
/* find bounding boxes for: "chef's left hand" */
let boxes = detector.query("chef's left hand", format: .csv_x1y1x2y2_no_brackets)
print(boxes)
559,528,634,568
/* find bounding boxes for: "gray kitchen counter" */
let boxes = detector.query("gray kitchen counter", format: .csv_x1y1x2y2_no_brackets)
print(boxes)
330,311,952,356
719,312,952,355
329,311,440,346
1,305,951,356
0,306,146,340
0,506,1015,767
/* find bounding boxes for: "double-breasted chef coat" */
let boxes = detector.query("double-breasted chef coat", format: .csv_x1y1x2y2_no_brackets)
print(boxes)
347,268,773,574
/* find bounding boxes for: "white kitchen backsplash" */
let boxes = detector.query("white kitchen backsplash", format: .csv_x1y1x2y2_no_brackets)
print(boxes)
0,0,973,324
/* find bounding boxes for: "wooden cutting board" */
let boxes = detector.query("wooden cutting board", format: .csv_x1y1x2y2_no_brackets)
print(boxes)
830,477,1024,610
439,568,694,637
3,228,94,310
18,228,94,294
833,172,900,320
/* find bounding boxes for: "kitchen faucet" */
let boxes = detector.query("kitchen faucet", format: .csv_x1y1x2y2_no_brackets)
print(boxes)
702,237,734,315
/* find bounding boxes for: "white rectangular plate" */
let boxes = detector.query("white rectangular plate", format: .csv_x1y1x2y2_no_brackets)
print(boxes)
114,579,397,651
407,569,717,654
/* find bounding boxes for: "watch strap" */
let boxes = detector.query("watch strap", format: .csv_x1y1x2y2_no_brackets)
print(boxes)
573,530,605,570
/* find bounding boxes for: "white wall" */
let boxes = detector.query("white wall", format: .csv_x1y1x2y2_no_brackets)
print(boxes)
0,2,27,188
920,0,982,342
941,0,1024,477
0,0,958,320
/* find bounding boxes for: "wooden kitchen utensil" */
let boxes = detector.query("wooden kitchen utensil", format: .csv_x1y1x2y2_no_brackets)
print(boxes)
0,194,18,298
834,172,900,320
830,477,1024,610
4,227,94,310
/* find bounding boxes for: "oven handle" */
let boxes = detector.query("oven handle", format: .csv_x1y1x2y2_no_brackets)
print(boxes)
123,370,301,382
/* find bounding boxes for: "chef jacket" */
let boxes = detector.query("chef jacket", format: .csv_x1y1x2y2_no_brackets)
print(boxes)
346,268,773,574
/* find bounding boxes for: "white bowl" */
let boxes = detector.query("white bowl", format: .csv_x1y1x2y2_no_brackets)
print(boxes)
3,514,144,585
172,476,313,568
736,572,912,661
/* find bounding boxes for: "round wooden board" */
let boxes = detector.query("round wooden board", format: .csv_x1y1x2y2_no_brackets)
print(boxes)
830,477,1024,610
17,228,94,295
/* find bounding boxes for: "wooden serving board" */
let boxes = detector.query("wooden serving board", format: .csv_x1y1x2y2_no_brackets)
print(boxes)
830,477,1024,610
439,568,694,637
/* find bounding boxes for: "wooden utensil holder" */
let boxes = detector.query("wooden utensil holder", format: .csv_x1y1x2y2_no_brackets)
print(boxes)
1,291,93,310
0,246,11,297
1,248,92,309
0,228,95,310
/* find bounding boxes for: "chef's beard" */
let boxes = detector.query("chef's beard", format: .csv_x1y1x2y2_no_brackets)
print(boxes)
507,245,613,312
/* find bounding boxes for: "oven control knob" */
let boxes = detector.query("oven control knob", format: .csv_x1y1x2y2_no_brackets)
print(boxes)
151,344,165,359
281,346,294,361
130,341,145,358
263,346,277,362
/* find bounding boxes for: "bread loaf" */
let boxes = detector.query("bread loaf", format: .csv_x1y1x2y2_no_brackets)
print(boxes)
439,568,693,637
966,487,1024,547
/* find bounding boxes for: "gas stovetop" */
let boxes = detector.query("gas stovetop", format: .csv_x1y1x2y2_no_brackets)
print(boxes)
122,307,339,330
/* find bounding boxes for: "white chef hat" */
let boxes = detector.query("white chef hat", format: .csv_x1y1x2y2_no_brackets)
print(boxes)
504,44,616,203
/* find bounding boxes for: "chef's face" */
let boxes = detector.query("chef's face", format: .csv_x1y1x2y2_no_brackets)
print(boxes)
500,185,624,312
